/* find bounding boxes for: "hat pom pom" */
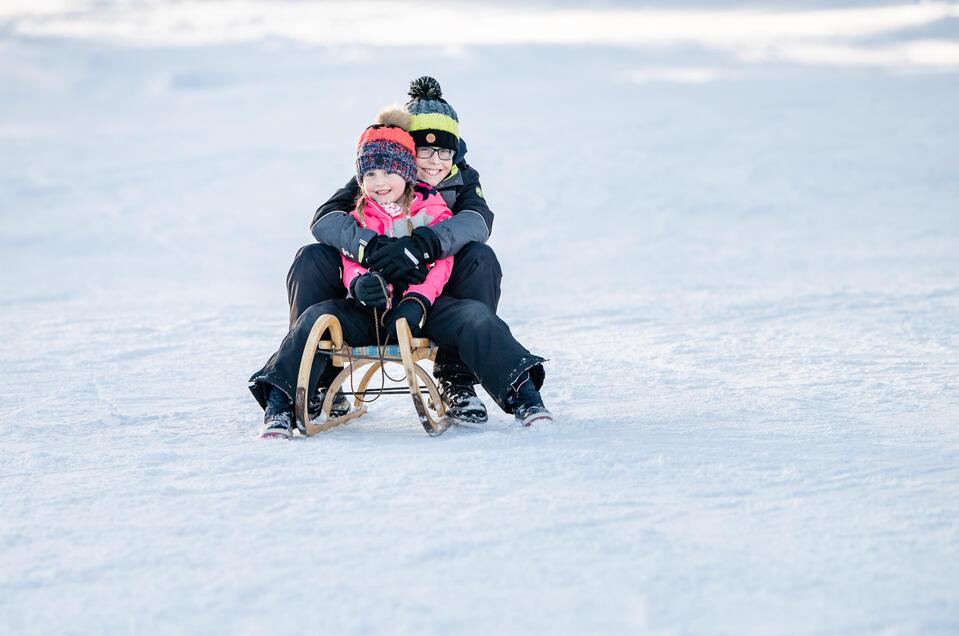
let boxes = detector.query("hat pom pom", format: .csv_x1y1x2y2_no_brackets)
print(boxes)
376,105,411,130
408,76,443,100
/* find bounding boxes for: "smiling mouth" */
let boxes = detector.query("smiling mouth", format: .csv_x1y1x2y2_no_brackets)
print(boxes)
422,168,442,175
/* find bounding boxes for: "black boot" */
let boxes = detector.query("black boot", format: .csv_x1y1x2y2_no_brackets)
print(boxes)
308,364,351,421
309,386,351,420
261,385,294,439
438,372,489,424
505,371,553,427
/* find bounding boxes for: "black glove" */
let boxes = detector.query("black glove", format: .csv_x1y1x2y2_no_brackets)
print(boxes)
366,227,442,287
360,234,397,268
350,272,390,309
383,293,430,340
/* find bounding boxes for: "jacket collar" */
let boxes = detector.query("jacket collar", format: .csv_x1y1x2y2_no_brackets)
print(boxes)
437,164,463,190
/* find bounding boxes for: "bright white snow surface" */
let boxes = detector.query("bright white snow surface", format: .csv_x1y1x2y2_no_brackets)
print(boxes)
2,1,958,634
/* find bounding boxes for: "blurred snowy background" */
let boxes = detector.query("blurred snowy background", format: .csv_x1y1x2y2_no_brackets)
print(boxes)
2,1,958,634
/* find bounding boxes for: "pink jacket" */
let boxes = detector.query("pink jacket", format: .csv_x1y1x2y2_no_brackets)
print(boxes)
342,183,453,305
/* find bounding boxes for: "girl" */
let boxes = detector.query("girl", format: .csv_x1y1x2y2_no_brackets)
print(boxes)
249,108,551,439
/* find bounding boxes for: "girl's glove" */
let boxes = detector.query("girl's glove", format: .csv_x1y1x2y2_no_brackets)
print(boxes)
383,293,430,340
350,272,390,309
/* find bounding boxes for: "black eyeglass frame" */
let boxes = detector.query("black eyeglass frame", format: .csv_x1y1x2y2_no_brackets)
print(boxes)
415,147,456,161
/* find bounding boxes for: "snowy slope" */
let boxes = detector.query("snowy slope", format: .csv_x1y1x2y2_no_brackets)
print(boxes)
2,2,958,634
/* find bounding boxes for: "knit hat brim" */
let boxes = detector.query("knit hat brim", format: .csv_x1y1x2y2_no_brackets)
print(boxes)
356,140,417,185
410,129,458,153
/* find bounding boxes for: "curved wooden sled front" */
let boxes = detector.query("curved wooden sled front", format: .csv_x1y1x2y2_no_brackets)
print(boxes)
396,318,450,437
294,314,367,435
295,314,448,436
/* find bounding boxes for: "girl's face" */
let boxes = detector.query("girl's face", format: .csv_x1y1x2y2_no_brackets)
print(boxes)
415,147,454,186
361,169,407,204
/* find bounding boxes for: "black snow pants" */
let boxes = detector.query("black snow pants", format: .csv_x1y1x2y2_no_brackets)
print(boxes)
285,241,503,384
248,296,544,414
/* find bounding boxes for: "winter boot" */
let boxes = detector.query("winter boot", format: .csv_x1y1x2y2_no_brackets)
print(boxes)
505,371,553,427
260,385,294,439
438,373,488,424
309,386,351,421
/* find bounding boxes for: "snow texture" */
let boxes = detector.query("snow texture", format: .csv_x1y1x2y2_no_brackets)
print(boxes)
1,2,958,634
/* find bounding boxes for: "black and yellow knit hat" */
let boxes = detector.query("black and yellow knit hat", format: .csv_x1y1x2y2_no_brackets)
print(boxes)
405,76,460,153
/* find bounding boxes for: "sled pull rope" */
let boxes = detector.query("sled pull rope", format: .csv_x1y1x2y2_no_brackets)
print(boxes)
343,306,406,404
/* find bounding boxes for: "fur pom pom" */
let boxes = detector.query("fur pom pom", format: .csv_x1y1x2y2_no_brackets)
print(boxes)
376,105,411,130
408,76,443,100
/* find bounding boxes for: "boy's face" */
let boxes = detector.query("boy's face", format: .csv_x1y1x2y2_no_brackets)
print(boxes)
361,169,407,205
415,147,453,186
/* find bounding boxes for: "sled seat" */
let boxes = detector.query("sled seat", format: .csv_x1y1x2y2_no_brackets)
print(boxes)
332,343,437,360
294,314,448,437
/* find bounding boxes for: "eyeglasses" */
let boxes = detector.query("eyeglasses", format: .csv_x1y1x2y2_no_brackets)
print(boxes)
415,146,455,161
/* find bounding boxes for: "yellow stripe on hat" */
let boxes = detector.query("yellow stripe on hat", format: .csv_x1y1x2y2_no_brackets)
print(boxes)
409,112,460,137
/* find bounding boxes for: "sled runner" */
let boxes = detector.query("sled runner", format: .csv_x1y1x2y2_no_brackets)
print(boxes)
294,314,449,437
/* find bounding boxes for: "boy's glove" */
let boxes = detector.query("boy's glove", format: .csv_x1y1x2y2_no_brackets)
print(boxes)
366,227,441,287
350,272,390,309
360,235,397,268
382,293,430,340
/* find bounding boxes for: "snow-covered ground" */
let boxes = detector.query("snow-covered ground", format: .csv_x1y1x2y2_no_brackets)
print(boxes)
2,2,958,634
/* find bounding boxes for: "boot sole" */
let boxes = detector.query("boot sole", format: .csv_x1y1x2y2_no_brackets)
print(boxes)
519,413,553,427
447,411,489,425
308,408,351,421
429,398,489,424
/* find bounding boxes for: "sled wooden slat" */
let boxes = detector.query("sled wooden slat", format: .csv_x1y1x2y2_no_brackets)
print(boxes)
317,340,437,365
296,314,447,437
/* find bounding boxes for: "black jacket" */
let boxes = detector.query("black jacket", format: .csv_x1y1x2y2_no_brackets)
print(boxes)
310,158,494,262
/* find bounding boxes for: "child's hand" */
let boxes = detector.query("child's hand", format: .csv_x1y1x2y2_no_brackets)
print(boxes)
361,235,397,268
350,272,390,310
383,294,430,340
366,227,440,286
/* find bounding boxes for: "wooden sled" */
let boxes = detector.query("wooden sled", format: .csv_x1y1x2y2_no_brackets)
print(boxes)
294,314,449,437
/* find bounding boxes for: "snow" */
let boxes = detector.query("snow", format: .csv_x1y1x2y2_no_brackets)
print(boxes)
2,2,958,634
